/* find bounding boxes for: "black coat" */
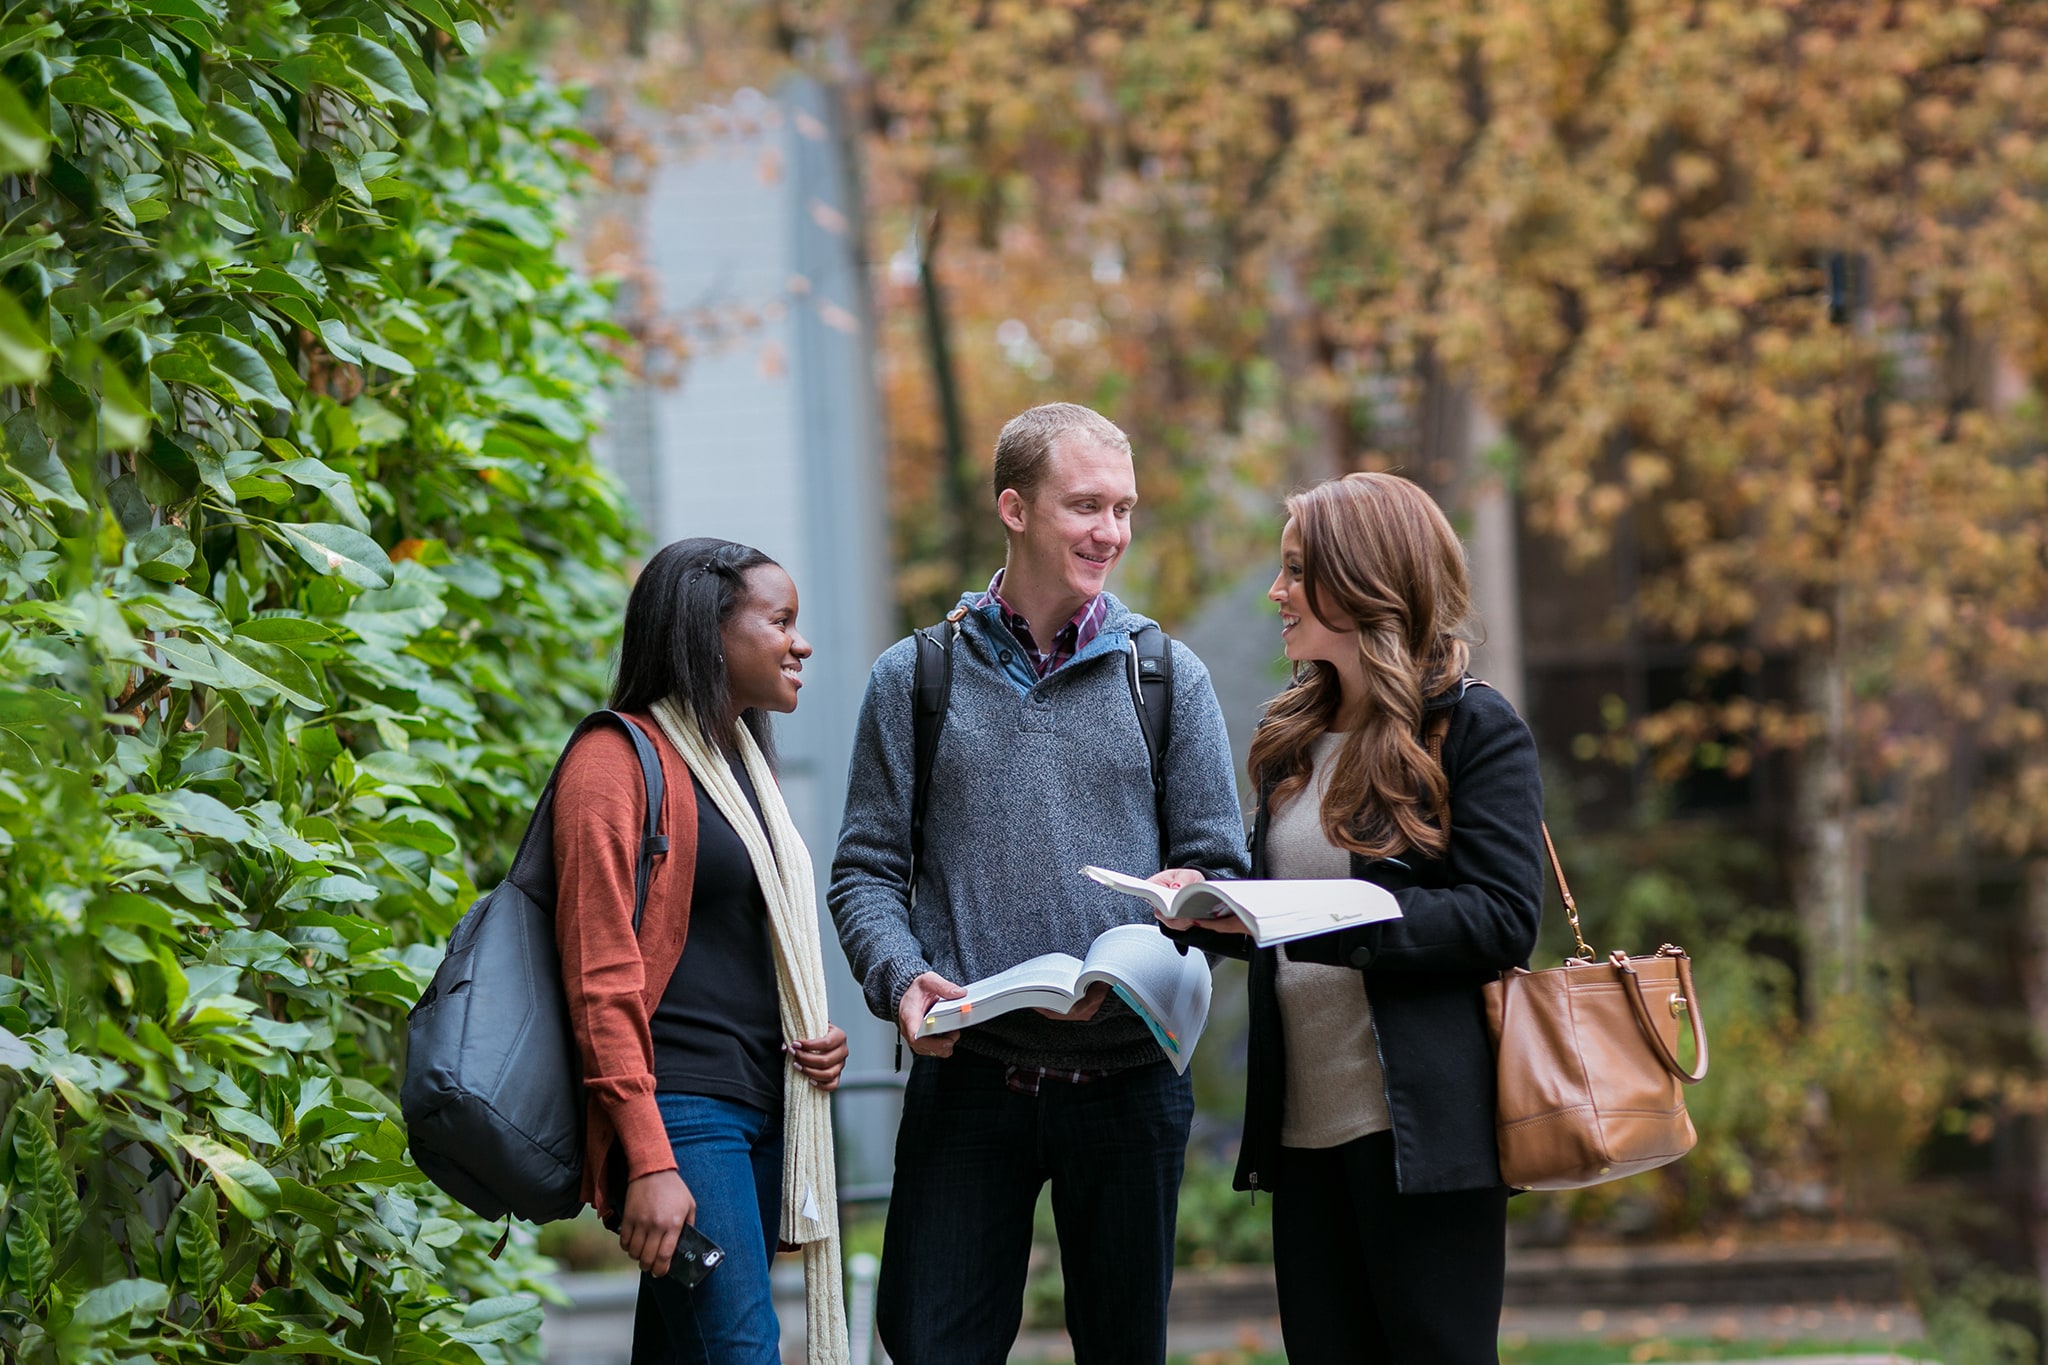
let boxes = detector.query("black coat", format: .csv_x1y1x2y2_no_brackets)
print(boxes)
1176,678,1545,1196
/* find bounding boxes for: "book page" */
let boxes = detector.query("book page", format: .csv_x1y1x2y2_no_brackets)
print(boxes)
1084,865,1403,946
916,952,1085,1036
1074,924,1212,1073
1082,865,1174,914
1193,878,1401,947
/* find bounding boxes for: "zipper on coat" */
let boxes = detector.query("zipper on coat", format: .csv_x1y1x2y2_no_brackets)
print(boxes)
1248,1171,1260,1206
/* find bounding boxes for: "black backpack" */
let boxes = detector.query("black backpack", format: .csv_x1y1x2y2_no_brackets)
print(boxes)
908,611,1174,881
402,711,667,1224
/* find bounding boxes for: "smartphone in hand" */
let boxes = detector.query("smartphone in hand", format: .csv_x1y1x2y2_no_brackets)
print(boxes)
663,1222,725,1289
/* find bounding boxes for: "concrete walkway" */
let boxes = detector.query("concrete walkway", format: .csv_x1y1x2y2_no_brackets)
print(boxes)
1009,1305,1928,1362
537,1267,1930,1364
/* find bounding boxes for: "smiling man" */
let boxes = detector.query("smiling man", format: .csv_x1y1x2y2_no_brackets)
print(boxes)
829,403,1248,1364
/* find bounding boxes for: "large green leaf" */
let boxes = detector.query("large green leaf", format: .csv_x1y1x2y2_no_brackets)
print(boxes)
447,1295,544,1345
51,56,192,135
5,1209,51,1294
176,1134,280,1219
1,411,80,510
274,34,427,113
214,636,327,709
232,615,335,645
272,456,372,531
129,525,195,582
0,72,48,173
170,1182,223,1294
70,1278,170,1329
13,1112,77,1241
279,522,395,588
206,102,290,179
0,283,44,385
155,333,290,412
129,790,255,843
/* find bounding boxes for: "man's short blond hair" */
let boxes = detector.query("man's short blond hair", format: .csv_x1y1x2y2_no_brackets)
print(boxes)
992,403,1131,504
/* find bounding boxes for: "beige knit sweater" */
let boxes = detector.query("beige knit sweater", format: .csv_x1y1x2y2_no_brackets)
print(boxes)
1270,731,1392,1148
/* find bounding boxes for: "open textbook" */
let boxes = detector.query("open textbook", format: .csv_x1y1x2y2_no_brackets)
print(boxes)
1083,866,1402,949
915,924,1212,1074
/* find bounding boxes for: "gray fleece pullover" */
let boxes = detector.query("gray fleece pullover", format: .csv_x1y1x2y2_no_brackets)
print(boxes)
828,591,1251,1069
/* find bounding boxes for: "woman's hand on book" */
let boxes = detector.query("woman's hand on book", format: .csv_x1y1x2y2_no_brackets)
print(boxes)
1033,981,1111,1022
1189,913,1252,935
1148,867,1235,933
787,1023,849,1089
619,1169,696,1277
898,972,966,1057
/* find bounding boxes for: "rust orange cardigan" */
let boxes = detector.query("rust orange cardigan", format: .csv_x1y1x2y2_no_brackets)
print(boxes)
551,712,699,1225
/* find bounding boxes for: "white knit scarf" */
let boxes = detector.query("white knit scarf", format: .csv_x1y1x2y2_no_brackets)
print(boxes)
650,699,849,1365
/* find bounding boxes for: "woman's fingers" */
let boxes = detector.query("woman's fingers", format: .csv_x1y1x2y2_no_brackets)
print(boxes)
789,1025,847,1053
651,1223,681,1278
789,1025,850,1088
619,1222,650,1272
618,1170,694,1275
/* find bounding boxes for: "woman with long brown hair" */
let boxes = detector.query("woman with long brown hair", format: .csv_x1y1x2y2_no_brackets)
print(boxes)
1158,472,1545,1362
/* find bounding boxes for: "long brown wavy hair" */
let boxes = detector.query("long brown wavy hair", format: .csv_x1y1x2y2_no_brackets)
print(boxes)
1247,472,1476,861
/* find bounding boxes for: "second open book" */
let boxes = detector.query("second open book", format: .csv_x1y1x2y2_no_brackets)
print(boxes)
1083,866,1402,948
916,924,1212,1073
913,871,1403,1073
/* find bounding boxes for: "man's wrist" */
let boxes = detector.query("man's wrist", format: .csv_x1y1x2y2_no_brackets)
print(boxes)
887,959,935,1021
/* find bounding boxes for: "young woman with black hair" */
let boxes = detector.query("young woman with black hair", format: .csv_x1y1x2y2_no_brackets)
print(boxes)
554,537,850,1365
1155,473,1546,1363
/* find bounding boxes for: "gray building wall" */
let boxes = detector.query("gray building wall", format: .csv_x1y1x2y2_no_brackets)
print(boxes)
597,78,899,1192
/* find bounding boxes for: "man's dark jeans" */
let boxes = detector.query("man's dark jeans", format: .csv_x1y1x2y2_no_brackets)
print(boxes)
877,1050,1194,1365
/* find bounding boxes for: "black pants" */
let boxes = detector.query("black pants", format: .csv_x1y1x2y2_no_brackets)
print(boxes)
876,1051,1194,1365
1271,1130,1508,1364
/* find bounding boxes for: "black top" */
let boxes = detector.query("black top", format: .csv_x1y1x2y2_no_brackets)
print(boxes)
1168,678,1546,1196
651,760,783,1114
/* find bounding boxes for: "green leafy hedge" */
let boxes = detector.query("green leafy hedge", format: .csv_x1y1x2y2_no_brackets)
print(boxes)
0,0,633,1357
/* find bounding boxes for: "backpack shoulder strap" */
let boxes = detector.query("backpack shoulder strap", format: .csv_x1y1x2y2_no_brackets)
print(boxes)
1127,624,1174,860
604,712,669,936
909,608,966,882
508,711,667,937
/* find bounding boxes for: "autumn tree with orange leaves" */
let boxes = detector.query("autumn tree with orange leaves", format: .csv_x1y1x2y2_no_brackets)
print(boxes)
851,0,2048,993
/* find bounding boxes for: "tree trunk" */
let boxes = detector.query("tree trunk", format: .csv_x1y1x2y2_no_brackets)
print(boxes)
2019,860,2048,1301
1462,401,1525,713
1795,650,1864,1010
916,212,975,583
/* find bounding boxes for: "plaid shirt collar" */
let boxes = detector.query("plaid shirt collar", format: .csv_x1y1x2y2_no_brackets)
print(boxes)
976,569,1109,679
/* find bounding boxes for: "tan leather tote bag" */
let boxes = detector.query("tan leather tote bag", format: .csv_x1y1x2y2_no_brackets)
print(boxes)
1481,829,1710,1190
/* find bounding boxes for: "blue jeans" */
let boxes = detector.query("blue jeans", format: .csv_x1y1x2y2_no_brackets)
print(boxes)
876,1052,1194,1365
629,1092,784,1365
